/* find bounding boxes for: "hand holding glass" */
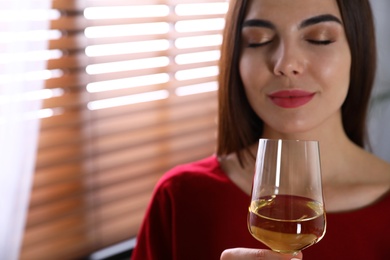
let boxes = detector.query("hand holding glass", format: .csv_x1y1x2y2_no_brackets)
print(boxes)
248,139,326,255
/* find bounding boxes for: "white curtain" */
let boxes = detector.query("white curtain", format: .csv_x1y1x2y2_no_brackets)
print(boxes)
0,1,51,259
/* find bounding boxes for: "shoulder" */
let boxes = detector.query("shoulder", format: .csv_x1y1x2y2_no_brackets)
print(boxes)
352,150,390,207
361,150,390,183
164,155,222,179
325,147,390,212
170,155,221,174
348,145,390,184
353,148,390,198
155,155,228,192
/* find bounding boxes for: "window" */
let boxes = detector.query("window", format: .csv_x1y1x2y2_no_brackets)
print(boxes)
18,0,228,259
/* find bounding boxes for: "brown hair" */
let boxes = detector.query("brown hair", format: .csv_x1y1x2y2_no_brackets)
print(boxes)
216,0,377,163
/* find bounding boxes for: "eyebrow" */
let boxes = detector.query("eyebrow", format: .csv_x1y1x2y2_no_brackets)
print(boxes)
299,14,342,29
242,14,342,30
242,19,275,29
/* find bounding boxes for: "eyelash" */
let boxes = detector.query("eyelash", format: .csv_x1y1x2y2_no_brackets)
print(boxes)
306,39,334,45
247,39,334,48
247,40,272,48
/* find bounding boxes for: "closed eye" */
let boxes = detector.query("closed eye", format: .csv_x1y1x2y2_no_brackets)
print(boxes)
307,39,334,45
247,40,273,48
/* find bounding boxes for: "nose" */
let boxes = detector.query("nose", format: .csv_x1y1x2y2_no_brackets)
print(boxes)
272,42,305,77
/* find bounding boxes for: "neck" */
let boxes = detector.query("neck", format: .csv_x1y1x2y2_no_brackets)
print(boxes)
259,111,360,184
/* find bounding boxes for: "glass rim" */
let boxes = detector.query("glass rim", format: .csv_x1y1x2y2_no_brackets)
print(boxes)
259,138,319,144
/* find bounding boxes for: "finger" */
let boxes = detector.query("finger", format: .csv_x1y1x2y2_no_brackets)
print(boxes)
220,248,303,260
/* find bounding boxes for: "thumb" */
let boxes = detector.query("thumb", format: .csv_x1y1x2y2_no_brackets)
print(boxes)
291,251,303,259
220,248,303,260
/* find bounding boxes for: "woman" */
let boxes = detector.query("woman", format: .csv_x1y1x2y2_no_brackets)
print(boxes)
131,0,390,259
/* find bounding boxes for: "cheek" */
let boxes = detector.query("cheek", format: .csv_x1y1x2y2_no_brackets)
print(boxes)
239,54,266,90
239,57,262,111
317,50,351,90
239,55,252,85
317,52,351,109
325,57,350,81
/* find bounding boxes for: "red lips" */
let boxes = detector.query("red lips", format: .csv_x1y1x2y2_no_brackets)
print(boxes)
268,90,315,108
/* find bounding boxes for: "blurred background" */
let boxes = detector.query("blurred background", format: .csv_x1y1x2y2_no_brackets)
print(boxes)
0,0,388,259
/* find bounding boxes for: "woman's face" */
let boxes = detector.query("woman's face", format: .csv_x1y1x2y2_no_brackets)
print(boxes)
239,0,351,136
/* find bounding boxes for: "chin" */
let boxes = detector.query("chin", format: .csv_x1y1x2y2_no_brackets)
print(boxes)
266,121,316,137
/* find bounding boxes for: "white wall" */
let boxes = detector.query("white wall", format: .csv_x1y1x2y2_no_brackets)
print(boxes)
368,0,390,163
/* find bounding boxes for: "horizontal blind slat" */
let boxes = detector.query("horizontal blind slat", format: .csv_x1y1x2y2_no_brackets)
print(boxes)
33,163,84,187
51,15,87,31
49,35,87,50
52,0,87,11
39,90,217,128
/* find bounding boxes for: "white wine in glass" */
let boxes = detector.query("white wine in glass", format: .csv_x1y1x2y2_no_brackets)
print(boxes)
248,139,326,255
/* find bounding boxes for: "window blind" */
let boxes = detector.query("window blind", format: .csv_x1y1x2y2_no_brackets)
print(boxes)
19,0,228,259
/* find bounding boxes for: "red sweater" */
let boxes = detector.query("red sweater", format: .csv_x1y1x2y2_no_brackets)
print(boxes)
131,156,390,260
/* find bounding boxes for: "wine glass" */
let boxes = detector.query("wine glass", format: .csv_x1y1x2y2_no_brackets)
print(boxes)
248,139,326,255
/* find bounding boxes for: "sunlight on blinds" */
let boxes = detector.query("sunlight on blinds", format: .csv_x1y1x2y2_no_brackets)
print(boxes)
175,66,219,80
88,90,170,110
0,6,64,121
85,40,170,56
175,34,223,49
0,89,63,103
84,1,226,109
175,2,228,15
0,70,62,84
84,4,172,109
84,5,170,19
0,30,61,42
0,49,62,63
0,9,59,21
87,74,170,93
175,50,221,65
0,74,63,123
175,18,225,32
84,22,170,38
175,82,218,96
86,57,170,74
172,2,226,96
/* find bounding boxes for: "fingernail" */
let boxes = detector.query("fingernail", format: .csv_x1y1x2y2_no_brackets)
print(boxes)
291,258,300,260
